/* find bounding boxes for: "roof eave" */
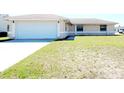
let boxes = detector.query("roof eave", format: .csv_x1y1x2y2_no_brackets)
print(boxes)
71,23,118,25
7,18,69,21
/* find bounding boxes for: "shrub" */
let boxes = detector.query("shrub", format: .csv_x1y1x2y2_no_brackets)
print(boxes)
0,32,8,37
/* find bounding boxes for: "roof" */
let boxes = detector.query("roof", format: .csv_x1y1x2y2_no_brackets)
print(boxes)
7,14,118,25
7,14,68,21
117,26,124,28
70,18,118,25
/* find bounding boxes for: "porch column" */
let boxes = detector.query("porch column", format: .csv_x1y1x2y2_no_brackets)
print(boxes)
66,24,69,32
75,25,77,35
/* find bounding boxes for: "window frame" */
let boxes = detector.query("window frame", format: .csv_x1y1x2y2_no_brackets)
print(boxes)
100,25,107,31
76,25,83,32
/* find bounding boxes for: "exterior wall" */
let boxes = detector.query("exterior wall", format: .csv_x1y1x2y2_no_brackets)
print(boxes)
8,19,117,39
8,20,15,38
0,14,9,32
58,21,66,39
58,24,116,37
59,21,65,32
107,25,115,31
59,22,76,39
67,24,75,36
75,24,116,35
83,24,115,31
59,21,73,39
83,24,100,31
8,20,16,38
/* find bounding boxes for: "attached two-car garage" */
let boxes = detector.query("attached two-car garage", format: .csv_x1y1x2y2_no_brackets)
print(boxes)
8,14,68,39
15,21,58,39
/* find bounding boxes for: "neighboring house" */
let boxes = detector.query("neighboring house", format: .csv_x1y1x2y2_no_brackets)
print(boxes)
115,26,124,33
0,14,9,32
6,14,118,39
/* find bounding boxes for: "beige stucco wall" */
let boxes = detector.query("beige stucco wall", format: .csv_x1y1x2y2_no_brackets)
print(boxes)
59,22,76,38
7,20,15,38
58,21,115,32
61,23,75,32
83,24,115,31
59,21,65,32
83,25,100,31
107,25,115,31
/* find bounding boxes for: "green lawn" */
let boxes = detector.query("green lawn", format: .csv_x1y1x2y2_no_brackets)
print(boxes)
1,36,124,79
0,37,10,41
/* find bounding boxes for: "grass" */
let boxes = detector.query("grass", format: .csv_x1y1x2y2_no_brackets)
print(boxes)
0,35,124,79
0,37,10,41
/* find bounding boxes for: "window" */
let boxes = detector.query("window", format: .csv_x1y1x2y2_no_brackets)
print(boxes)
77,25,83,31
7,25,10,32
100,25,107,31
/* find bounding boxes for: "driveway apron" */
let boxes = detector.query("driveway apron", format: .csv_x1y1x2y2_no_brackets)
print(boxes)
0,42,50,71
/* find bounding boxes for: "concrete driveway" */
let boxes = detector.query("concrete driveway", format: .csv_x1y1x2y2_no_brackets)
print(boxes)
0,41,50,71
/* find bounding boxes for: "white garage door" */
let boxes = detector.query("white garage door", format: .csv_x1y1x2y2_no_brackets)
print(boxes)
15,21,57,39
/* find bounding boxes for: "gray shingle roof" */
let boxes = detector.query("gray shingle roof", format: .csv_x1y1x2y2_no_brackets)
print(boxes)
7,14,118,25
70,18,118,25
7,14,68,21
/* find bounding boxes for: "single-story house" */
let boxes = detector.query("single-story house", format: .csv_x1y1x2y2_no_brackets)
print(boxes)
0,14,9,32
6,14,118,39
